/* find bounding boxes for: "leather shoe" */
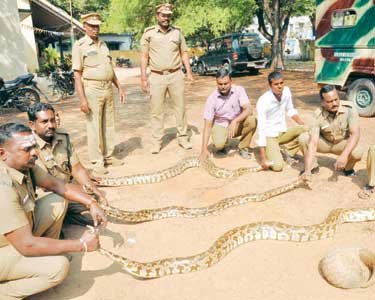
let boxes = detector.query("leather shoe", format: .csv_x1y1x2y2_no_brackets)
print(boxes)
343,169,355,176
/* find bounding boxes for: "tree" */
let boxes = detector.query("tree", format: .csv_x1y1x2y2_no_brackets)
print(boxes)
102,0,257,46
49,0,110,19
255,0,315,69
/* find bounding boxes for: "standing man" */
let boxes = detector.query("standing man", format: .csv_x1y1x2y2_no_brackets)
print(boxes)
256,71,307,172
0,123,104,300
140,3,194,154
72,13,125,176
299,85,362,181
28,103,107,226
199,68,257,160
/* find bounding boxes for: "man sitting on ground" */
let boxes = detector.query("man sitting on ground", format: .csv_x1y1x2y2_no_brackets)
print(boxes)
28,103,107,226
199,68,257,160
299,85,362,181
256,71,307,171
0,123,106,300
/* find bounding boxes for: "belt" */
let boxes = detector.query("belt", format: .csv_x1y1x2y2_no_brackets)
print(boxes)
83,79,112,88
83,79,112,83
150,67,180,75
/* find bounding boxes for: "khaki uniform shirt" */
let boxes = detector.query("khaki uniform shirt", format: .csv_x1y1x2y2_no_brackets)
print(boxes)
311,101,359,144
72,35,114,81
34,129,80,182
0,162,48,248
140,25,188,71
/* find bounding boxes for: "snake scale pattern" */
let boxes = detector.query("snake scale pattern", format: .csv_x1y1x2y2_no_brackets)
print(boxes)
98,207,375,279
100,179,304,223
96,157,266,186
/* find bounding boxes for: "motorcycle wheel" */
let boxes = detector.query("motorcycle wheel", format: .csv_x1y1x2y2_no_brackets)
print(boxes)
46,83,65,103
14,88,40,112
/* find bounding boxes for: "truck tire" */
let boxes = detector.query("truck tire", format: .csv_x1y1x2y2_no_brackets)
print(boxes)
348,78,375,117
197,62,206,76
223,62,232,74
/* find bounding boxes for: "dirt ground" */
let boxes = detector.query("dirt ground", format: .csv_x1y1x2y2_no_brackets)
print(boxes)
2,68,375,300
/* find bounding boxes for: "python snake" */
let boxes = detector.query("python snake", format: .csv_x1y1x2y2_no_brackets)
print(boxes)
96,157,267,187
99,178,305,223
97,207,375,279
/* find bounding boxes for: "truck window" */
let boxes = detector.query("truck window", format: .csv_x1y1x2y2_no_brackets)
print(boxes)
222,38,232,50
238,35,255,47
332,9,357,28
232,38,239,50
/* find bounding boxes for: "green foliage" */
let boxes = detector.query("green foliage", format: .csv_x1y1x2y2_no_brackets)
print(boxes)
102,0,257,45
44,47,60,65
48,0,110,19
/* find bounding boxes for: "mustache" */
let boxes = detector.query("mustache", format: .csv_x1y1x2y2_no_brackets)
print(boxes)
28,156,37,164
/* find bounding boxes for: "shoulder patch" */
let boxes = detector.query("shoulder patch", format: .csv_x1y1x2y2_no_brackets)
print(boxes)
144,26,155,33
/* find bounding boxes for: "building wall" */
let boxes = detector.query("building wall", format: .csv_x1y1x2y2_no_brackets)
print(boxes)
100,34,133,50
19,0,39,73
0,0,28,80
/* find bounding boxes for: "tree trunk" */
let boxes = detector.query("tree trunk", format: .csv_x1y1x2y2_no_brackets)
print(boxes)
309,13,316,38
256,0,295,70
269,0,284,70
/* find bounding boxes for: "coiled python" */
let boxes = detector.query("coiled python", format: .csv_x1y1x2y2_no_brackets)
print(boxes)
96,157,268,187
99,178,305,223
97,207,375,279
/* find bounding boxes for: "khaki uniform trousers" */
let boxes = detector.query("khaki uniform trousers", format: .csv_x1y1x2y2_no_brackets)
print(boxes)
298,132,363,170
149,70,187,144
0,194,69,300
212,116,257,150
266,125,308,172
84,80,115,166
367,145,375,187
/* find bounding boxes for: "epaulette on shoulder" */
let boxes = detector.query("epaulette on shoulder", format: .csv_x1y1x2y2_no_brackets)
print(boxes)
340,100,353,107
144,26,155,33
55,128,69,135
172,25,181,31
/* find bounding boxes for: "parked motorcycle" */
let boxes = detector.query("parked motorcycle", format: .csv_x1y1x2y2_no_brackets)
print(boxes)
181,55,199,73
47,68,75,103
0,73,41,112
116,57,132,68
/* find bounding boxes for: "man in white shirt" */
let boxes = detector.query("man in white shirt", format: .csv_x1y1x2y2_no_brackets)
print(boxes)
256,71,308,171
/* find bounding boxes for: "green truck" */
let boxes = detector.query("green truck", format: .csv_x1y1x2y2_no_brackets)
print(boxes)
315,0,375,116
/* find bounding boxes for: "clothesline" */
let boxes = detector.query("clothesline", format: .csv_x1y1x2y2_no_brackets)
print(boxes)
21,23,70,37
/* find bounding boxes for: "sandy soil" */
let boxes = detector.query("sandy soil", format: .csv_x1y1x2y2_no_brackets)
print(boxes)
2,68,375,300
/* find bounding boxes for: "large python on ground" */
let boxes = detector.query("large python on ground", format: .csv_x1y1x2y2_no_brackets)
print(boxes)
95,157,268,186
96,207,375,279
99,178,305,223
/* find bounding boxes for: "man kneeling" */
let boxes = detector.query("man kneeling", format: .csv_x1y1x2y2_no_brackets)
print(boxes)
199,68,257,160
0,123,106,299
300,85,363,180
